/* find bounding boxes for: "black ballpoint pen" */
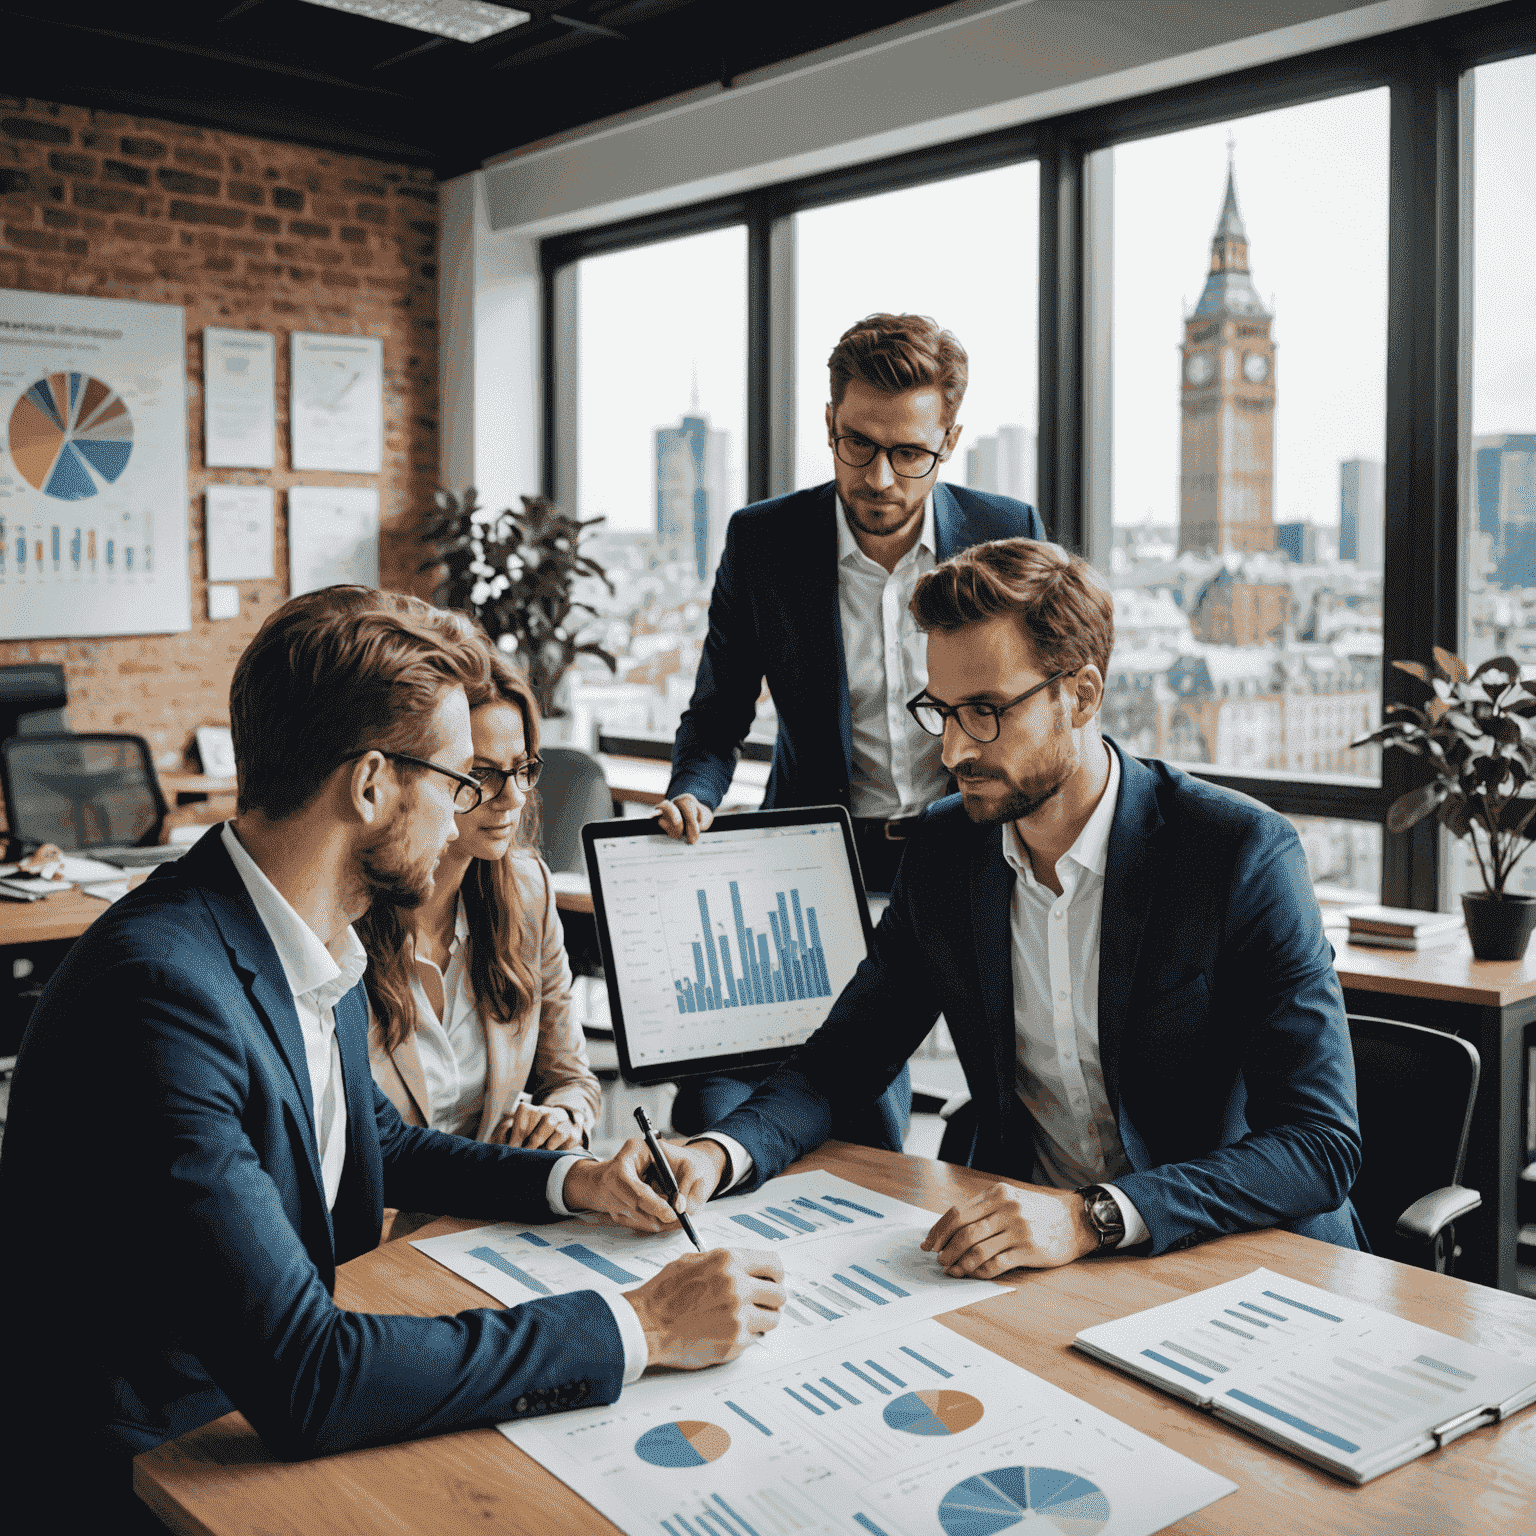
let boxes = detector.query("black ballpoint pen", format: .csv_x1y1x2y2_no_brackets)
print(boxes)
634,1105,704,1253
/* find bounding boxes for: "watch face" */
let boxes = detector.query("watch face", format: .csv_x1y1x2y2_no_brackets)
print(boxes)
1243,352,1270,384
1185,352,1214,386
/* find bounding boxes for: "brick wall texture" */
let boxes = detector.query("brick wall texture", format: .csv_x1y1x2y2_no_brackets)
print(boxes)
0,96,439,800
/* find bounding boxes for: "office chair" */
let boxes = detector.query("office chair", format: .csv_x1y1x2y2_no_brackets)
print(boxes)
0,732,170,856
0,661,69,745
1346,1014,1481,1275
537,746,614,876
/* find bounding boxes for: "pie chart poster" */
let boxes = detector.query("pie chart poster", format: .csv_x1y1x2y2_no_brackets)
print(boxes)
0,289,190,640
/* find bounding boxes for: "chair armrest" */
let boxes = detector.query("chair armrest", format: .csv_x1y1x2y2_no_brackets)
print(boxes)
939,1092,972,1122
1395,1185,1482,1243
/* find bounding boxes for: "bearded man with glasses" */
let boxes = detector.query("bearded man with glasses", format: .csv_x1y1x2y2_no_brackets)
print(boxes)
646,538,1366,1281
657,312,1044,1148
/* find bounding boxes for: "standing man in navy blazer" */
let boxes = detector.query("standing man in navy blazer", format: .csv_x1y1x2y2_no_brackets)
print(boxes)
656,313,1045,1143
0,587,782,1533
654,539,1365,1270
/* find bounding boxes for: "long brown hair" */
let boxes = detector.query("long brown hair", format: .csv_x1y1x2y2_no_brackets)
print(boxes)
359,632,544,1054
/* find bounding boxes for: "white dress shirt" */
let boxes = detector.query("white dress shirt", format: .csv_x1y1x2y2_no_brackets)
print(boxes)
1000,745,1148,1247
221,824,647,1378
701,742,1148,1249
837,495,950,818
410,898,492,1137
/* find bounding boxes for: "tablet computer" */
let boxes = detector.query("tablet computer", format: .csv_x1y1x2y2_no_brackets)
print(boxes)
582,806,873,1085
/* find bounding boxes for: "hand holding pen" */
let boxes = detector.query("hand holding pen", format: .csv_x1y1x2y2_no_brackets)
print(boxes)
634,1105,705,1253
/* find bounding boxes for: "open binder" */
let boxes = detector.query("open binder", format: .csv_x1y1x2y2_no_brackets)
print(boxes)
1073,1267,1536,1484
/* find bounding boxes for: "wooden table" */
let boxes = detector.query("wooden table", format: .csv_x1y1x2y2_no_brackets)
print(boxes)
596,753,768,810
1334,937,1535,1295
0,871,147,946
134,1142,1536,1536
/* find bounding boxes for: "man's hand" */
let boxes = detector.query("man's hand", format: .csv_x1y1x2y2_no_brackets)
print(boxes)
622,1248,785,1369
562,1137,729,1231
921,1181,1100,1277
498,1102,583,1151
655,794,715,843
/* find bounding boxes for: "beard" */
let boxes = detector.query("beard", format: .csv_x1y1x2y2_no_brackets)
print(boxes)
841,494,922,541
954,700,1077,827
356,805,439,910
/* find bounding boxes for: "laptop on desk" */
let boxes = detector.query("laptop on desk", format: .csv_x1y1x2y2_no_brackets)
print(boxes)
581,806,875,1086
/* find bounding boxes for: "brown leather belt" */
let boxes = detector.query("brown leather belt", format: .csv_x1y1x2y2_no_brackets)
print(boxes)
854,815,926,842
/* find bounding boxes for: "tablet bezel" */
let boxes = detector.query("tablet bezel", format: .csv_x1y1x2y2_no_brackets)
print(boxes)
581,804,871,1086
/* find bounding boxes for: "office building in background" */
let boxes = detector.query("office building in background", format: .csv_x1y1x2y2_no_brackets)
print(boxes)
655,410,730,583
1339,458,1384,566
1473,433,1536,590
964,424,1035,503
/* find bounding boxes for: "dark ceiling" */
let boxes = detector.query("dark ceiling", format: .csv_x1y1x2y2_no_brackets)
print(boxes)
0,1,961,178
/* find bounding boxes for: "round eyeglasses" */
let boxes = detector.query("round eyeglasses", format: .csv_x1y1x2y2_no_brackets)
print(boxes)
340,750,484,812
831,431,948,480
468,757,543,805
906,672,1076,743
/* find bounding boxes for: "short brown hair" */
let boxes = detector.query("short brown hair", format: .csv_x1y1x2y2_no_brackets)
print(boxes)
229,585,490,820
911,539,1115,679
827,314,968,427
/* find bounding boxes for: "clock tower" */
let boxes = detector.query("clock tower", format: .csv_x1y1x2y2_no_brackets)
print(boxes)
1178,152,1277,555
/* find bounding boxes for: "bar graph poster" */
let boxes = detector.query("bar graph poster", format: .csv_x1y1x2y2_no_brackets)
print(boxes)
0,289,190,639
589,823,869,1071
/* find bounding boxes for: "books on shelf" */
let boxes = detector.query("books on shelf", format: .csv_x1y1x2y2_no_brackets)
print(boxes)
1073,1267,1536,1484
1345,905,1464,949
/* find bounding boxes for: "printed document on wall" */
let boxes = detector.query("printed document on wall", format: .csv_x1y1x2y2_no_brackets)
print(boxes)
287,485,378,596
202,327,275,468
206,485,274,581
0,288,190,639
289,330,382,472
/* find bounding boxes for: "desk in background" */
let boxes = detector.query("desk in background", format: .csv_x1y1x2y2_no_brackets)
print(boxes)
134,1140,1536,1536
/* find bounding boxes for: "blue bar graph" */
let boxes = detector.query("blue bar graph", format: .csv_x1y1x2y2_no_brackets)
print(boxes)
851,1264,910,1298
866,1360,905,1387
785,1386,822,1415
801,1382,841,1411
854,1517,894,1536
823,1194,884,1219
821,1375,860,1405
731,1214,789,1241
899,1346,952,1379
468,1246,551,1296
516,1231,550,1247
712,1494,763,1536
794,1196,852,1223
765,1206,817,1233
672,881,833,1012
834,1273,888,1306
557,1243,639,1283
844,1362,889,1394
1226,1388,1360,1453
724,1401,773,1436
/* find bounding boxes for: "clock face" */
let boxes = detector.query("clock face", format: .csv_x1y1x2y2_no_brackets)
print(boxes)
1185,352,1214,386
1243,352,1271,384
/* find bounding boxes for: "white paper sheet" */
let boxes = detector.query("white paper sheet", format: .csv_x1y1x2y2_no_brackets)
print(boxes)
289,331,382,472
205,484,274,581
286,485,379,596
502,1316,1238,1536
202,328,275,468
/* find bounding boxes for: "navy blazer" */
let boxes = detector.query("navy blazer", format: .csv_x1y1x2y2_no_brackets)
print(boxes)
710,741,1365,1255
668,480,1046,811
0,828,625,1487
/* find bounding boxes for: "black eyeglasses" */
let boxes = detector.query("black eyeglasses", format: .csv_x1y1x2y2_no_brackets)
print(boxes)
907,671,1076,743
831,428,950,479
340,750,484,812
468,757,543,804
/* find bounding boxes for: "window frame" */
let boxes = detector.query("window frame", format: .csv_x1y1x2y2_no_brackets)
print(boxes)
540,0,1536,910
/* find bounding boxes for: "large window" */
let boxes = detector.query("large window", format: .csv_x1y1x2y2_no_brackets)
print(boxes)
793,163,1039,500
544,11,1533,911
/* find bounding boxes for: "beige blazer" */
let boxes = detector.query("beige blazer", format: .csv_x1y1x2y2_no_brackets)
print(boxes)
368,851,602,1146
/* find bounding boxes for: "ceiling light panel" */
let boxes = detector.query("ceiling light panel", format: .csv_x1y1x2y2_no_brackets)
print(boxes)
298,0,532,44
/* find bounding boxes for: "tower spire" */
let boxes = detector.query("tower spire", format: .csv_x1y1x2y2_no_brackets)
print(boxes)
690,359,700,413
1192,145,1267,317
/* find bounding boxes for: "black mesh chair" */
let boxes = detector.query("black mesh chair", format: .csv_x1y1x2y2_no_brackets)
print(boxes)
0,732,170,856
537,746,614,876
1347,1014,1481,1275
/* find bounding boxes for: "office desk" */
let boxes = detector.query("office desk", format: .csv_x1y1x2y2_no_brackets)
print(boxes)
1334,937,1535,1295
596,753,769,810
0,872,147,946
134,1141,1536,1536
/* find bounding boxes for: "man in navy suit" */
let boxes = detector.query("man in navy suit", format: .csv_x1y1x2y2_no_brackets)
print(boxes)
0,587,782,1532
654,538,1364,1271
656,314,1045,1144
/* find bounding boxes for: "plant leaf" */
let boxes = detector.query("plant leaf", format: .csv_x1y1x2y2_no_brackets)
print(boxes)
1386,782,1448,834
1393,660,1430,683
1433,646,1470,683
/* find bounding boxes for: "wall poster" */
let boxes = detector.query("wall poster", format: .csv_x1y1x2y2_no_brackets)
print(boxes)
289,331,383,473
0,288,190,640
203,327,276,468
287,485,379,597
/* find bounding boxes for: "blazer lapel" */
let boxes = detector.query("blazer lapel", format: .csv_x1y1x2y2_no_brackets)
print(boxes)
934,481,968,562
390,1031,433,1126
332,986,384,1260
1097,738,1165,1126
969,824,1017,1126
807,484,854,783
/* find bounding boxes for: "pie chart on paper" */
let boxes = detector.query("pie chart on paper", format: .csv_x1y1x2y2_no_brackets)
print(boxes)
882,1389,985,1436
937,1466,1111,1536
634,1420,731,1468
8,372,133,500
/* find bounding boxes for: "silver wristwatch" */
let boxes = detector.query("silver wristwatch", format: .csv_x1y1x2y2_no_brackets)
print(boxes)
1077,1184,1126,1251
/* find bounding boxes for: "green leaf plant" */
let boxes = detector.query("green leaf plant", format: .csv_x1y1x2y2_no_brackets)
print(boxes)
1351,647,1536,897
418,488,617,719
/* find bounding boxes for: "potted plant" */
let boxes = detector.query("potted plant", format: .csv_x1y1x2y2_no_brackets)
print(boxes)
1352,647,1536,960
418,488,617,724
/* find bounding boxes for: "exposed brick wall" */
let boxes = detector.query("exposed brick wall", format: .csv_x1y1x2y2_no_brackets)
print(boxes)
0,96,439,810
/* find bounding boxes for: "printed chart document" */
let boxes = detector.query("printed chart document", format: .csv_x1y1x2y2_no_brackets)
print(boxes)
204,484,274,581
289,331,382,472
202,327,275,468
501,1316,1237,1536
1073,1267,1536,1483
286,485,378,595
413,1172,1006,1368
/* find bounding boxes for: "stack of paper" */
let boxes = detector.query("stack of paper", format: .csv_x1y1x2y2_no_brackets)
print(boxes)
1345,905,1464,950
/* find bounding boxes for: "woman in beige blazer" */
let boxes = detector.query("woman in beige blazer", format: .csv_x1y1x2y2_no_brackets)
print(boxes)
358,640,601,1167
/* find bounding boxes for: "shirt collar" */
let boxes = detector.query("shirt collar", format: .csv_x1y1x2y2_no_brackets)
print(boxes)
220,821,366,1004
836,492,936,570
1001,738,1121,886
